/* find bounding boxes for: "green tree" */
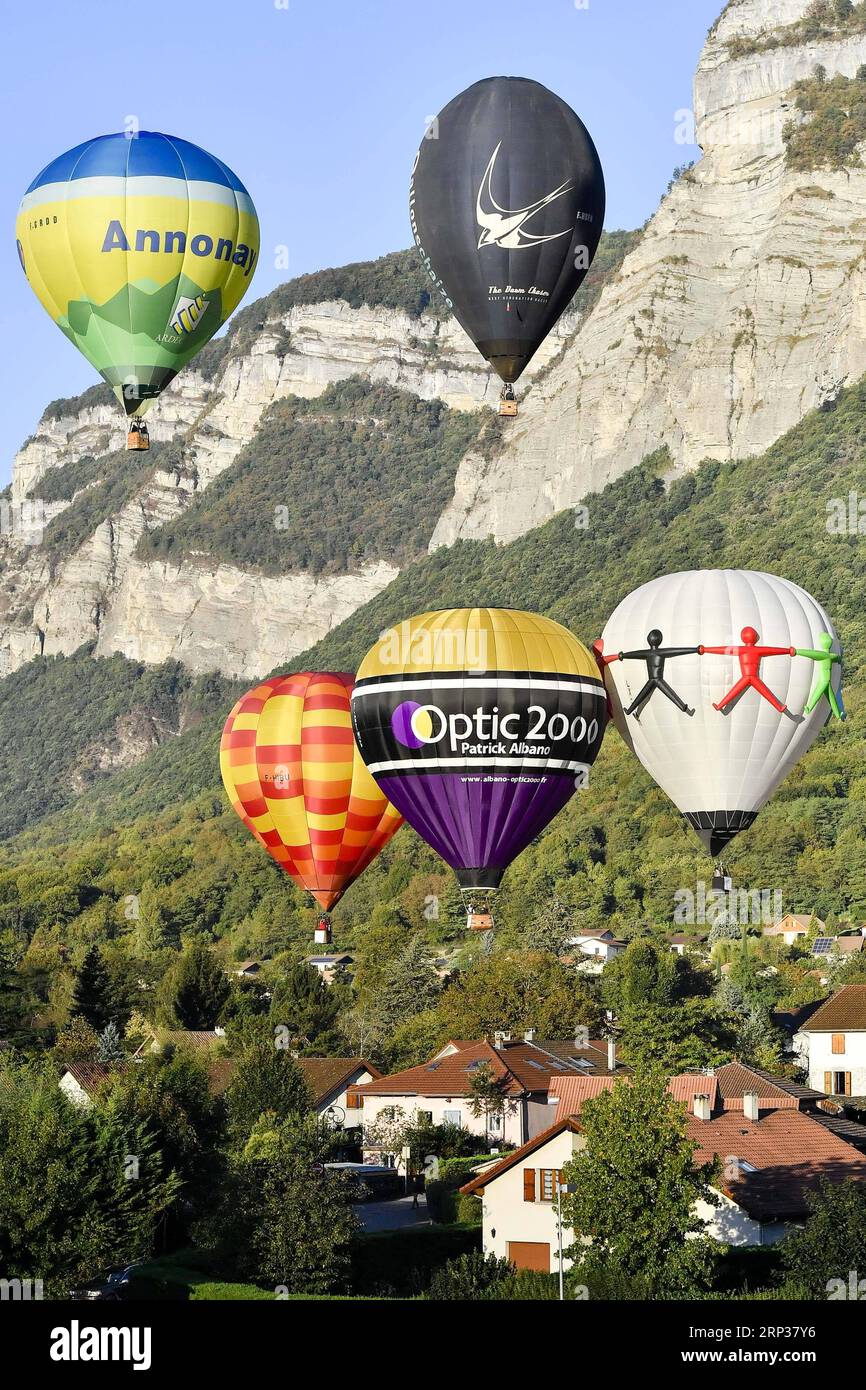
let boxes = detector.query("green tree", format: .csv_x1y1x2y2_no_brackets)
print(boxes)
0,1057,178,1295
377,933,441,1033
560,1069,719,1295
158,941,230,1030
201,1117,358,1294
438,950,599,1039
619,998,735,1072
466,1060,517,1134
782,1179,866,1297
269,962,342,1053
97,1021,125,1062
427,1251,513,1300
69,944,114,1032
225,1030,311,1145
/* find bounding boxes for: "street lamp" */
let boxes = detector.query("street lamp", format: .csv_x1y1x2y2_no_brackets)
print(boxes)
556,1181,577,1301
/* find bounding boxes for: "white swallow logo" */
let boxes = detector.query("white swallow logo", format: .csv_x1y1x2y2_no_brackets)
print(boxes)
476,142,574,251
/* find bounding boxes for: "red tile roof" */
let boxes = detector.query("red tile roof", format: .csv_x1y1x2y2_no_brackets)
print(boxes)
350,1039,615,1100
460,1117,583,1195
298,1057,380,1106
551,1073,720,1117
712,1062,800,1110
62,1062,120,1096
802,985,866,1033
686,1108,866,1220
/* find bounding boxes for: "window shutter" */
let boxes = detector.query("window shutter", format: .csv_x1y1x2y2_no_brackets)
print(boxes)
846,1073,852,1096
832,1033,845,1056
523,1168,536,1203
824,1071,833,1094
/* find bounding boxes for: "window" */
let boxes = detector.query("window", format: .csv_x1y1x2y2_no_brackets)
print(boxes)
418,1110,433,1125
443,1109,462,1127
832,1033,846,1056
539,1169,563,1202
488,1113,503,1133
346,1092,362,1109
828,1071,852,1095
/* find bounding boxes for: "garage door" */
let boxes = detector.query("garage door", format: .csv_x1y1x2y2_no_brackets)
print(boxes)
507,1241,550,1272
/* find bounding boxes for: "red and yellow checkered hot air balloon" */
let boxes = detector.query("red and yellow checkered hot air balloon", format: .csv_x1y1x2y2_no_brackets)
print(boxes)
220,672,403,943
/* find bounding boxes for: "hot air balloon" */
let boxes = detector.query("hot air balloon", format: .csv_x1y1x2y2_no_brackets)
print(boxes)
220,673,403,944
17,131,259,451
351,609,608,929
410,77,605,415
598,570,843,859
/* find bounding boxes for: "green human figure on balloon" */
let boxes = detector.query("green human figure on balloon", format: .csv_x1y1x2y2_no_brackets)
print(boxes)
795,632,845,721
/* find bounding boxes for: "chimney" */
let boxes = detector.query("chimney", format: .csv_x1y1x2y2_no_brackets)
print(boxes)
743,1091,760,1122
607,1037,616,1072
524,1028,536,1043
693,1093,711,1121
494,1030,506,1048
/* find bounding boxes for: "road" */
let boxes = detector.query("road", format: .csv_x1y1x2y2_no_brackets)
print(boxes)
354,1192,432,1232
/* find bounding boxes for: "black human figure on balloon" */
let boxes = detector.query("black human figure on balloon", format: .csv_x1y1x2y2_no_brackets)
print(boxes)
601,629,699,717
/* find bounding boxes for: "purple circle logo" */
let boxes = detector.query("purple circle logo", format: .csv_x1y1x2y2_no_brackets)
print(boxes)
391,700,433,749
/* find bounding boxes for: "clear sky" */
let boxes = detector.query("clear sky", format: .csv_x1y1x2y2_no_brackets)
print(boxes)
1,0,721,481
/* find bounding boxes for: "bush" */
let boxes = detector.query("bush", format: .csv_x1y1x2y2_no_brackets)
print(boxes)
350,1225,480,1297
426,1251,513,1300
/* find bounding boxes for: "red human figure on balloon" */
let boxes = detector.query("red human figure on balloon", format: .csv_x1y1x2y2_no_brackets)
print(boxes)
699,627,796,713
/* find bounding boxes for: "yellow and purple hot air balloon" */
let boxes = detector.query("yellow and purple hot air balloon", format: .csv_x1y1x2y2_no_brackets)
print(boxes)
351,609,608,928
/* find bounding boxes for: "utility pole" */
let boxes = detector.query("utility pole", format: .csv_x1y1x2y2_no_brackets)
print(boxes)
556,1180,577,1300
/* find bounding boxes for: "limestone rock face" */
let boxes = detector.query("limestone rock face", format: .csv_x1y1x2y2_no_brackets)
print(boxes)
1,299,573,680
431,0,866,546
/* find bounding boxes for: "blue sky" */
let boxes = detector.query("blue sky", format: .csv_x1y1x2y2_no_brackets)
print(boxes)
2,0,720,481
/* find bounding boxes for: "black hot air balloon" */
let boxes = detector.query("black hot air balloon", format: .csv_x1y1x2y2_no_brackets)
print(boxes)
410,77,605,412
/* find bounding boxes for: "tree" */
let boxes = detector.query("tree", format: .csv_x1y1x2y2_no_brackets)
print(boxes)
438,950,599,1039
0,1057,178,1295
97,1021,125,1062
560,1069,719,1295
52,1015,101,1068
201,1117,358,1294
225,1029,311,1145
0,942,31,1041
619,997,736,1072
69,944,114,1032
376,934,440,1033
158,941,230,1030
269,962,341,1053
782,1179,866,1297
466,1061,517,1135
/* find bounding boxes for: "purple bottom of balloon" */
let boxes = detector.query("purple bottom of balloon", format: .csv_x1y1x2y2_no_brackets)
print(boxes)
376,770,575,887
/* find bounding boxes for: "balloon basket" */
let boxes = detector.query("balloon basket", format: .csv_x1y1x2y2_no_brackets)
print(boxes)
498,399,518,417
314,916,332,946
127,425,150,451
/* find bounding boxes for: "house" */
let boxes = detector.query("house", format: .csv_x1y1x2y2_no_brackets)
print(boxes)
462,1067,866,1267
566,928,626,973
798,985,866,1098
59,1062,122,1108
762,913,823,947
350,1034,622,1160
235,960,261,978
297,1057,380,1130
666,933,708,957
305,953,354,983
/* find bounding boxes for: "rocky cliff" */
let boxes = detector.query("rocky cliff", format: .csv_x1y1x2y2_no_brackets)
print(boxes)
1,279,575,681
5,0,866,681
432,0,866,545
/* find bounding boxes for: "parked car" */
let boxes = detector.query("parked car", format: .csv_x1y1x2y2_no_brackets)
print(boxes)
325,1161,404,1201
69,1263,174,1301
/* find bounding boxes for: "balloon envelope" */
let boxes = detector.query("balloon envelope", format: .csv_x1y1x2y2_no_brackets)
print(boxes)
17,131,259,416
351,609,607,892
220,672,403,911
600,570,842,856
410,77,605,383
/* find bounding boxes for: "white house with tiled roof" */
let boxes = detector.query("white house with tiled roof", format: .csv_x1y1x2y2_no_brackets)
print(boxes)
799,985,866,1099
461,1066,866,1270
349,1035,622,1160
762,913,823,946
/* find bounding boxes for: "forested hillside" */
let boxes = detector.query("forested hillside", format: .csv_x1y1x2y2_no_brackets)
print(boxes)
3,374,866,964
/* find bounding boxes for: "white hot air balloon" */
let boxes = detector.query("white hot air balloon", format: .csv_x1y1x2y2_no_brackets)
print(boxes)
598,569,844,857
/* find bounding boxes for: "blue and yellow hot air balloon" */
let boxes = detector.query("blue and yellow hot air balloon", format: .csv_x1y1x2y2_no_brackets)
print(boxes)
16,131,259,449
